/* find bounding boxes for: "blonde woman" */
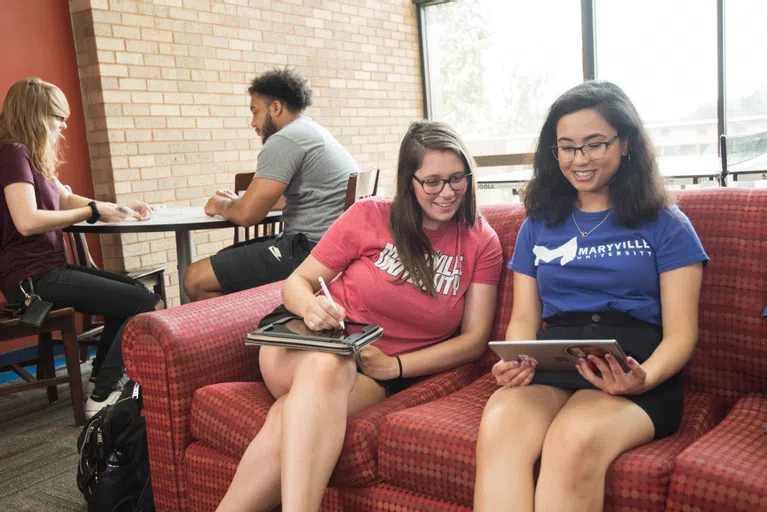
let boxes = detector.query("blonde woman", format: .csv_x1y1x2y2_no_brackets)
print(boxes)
0,78,163,418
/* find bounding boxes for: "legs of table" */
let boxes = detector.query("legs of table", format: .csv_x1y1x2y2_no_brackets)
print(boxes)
176,230,194,304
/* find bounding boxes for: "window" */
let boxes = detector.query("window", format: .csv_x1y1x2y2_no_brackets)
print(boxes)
595,0,719,176
724,0,767,176
423,0,582,157
418,0,767,194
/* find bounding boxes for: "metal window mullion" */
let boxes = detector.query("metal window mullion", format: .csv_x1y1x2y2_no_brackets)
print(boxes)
581,0,596,80
416,5,432,119
717,0,728,186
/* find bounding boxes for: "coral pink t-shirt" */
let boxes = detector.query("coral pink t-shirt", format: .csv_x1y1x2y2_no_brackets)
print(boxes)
312,197,503,356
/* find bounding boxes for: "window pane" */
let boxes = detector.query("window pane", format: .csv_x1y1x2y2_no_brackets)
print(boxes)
725,0,767,175
423,0,582,158
595,0,719,178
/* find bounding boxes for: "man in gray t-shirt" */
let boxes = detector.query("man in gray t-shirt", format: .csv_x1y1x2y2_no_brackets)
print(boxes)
183,69,357,302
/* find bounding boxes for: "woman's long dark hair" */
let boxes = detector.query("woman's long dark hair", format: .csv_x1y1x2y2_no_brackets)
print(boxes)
390,120,479,296
524,80,669,227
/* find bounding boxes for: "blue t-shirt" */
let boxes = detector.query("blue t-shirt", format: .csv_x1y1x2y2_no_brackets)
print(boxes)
509,206,709,326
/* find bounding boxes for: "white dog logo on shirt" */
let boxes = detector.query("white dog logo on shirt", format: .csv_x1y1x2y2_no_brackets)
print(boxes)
533,237,578,266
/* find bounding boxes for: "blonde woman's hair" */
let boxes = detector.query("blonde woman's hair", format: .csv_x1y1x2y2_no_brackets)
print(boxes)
0,77,70,180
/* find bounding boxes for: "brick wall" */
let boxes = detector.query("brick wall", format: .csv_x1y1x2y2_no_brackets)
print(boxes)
69,0,424,306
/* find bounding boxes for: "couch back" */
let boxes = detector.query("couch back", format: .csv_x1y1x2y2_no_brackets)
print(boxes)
481,188,767,406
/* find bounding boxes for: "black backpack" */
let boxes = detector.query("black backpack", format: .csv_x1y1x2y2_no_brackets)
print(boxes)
77,381,154,512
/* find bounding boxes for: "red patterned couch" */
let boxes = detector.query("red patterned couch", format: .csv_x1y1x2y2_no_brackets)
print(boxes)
123,188,767,512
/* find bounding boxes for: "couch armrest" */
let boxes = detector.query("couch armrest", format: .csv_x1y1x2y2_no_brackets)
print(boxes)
123,281,283,512
330,362,484,487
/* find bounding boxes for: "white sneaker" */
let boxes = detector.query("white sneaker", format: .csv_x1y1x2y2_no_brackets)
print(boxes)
83,379,96,397
84,389,121,420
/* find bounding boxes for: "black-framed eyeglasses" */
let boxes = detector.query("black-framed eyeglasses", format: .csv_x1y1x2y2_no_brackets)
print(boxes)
551,135,619,163
412,172,472,195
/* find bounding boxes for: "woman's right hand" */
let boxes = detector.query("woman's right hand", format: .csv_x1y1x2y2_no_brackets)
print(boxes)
302,295,346,331
97,202,143,223
492,359,536,387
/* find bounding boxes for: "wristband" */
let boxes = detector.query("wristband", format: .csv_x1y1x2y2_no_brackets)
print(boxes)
86,201,100,224
396,356,403,379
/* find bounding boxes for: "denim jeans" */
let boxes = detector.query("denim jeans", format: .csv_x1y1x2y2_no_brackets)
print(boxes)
4,264,160,396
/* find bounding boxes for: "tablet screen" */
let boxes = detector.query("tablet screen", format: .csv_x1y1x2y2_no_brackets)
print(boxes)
268,319,368,340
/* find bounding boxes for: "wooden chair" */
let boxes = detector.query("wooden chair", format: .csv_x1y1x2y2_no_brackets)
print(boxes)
64,231,167,361
232,171,284,244
344,167,380,210
0,306,86,426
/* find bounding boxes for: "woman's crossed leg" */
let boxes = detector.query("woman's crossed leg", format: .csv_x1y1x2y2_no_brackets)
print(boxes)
216,345,386,512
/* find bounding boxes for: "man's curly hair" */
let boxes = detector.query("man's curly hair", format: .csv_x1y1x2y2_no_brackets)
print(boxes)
248,68,312,113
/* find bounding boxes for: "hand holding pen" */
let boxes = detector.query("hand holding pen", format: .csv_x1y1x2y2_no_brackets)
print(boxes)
318,277,346,330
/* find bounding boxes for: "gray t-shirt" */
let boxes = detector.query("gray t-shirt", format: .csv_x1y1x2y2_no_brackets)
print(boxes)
255,115,357,243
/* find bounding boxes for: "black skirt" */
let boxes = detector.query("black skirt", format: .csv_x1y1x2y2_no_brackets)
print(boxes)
531,312,684,440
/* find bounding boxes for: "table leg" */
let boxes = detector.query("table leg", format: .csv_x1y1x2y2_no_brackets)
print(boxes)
176,230,194,304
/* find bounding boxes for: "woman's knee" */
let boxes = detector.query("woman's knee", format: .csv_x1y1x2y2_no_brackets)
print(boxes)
295,352,357,391
541,419,602,477
478,388,550,450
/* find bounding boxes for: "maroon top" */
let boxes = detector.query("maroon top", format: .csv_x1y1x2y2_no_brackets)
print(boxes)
0,143,66,291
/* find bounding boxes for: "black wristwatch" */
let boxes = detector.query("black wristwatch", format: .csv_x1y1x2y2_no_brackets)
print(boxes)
86,201,101,224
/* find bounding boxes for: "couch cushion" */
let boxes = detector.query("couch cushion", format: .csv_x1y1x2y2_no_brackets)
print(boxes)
190,381,275,458
190,364,483,488
380,374,725,508
666,394,767,512
480,204,526,343
379,372,497,505
676,189,767,404
184,441,238,512
603,392,726,511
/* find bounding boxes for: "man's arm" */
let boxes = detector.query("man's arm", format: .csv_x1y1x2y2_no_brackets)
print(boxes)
205,177,287,227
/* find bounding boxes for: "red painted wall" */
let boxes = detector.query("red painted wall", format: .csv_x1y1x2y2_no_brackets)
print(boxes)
1,0,100,352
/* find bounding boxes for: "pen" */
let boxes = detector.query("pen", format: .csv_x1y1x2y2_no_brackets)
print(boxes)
317,276,345,330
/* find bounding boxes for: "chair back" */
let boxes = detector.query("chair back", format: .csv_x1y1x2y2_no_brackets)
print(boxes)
234,172,255,196
65,232,98,269
232,172,282,243
344,167,380,211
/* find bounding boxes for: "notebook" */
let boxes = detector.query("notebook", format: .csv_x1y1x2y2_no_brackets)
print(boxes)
246,316,383,369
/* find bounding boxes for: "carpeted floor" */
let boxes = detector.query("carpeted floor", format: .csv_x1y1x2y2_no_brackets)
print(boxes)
0,363,91,512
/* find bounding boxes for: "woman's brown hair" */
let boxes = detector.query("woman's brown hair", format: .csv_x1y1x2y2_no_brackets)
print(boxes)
524,80,668,227
389,120,479,296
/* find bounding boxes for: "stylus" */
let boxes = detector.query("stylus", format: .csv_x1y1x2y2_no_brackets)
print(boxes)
318,276,346,330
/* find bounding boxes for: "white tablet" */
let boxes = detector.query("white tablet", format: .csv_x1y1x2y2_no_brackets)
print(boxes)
488,339,629,373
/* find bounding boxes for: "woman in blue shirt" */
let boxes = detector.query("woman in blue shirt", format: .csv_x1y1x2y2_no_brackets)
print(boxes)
474,81,708,511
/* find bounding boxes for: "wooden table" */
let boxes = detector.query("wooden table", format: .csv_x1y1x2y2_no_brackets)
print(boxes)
65,207,282,304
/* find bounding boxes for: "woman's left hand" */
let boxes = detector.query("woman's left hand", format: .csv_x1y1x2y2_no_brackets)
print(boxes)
127,200,152,220
359,345,399,381
576,354,647,395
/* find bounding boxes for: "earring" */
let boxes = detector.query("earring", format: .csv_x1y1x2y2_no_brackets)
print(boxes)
624,153,631,162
